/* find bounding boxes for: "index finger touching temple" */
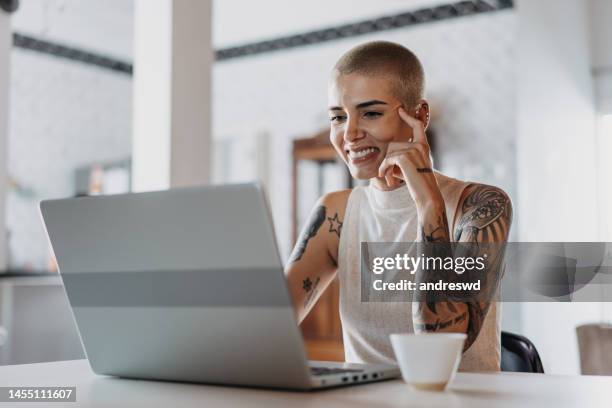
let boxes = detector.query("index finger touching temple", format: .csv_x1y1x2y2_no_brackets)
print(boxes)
398,107,427,143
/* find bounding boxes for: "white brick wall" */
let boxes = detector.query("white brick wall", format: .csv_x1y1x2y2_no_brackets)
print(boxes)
7,49,132,269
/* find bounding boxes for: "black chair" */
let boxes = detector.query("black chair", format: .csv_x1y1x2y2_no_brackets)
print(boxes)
501,331,544,373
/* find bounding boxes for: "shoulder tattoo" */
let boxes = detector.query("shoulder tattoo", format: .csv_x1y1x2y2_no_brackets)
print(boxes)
454,185,512,242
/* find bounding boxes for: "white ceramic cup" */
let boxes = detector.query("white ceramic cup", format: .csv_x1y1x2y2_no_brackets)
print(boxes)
390,332,466,391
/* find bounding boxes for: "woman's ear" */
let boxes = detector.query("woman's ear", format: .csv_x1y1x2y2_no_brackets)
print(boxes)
414,99,430,130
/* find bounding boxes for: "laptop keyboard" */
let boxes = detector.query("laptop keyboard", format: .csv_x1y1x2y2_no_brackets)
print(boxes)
310,367,364,377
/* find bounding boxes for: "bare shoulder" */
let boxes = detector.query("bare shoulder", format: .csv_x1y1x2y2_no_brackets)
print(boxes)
318,189,352,216
454,183,513,242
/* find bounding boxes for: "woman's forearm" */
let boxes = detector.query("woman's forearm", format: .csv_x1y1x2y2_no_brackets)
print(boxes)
412,203,469,335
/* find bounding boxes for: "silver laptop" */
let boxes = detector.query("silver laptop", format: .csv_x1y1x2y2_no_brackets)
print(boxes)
39,183,399,390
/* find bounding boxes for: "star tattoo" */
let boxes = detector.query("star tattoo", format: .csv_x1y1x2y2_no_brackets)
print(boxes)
327,213,342,237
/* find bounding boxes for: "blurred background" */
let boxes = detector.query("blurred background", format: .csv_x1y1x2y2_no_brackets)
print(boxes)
0,0,611,376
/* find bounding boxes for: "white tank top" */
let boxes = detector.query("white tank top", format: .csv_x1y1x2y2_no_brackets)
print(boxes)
338,171,501,372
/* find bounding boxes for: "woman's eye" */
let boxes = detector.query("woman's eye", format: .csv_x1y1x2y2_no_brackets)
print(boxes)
363,111,382,119
330,115,346,123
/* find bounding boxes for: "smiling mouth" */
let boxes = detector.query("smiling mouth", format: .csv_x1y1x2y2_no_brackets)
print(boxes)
346,146,380,163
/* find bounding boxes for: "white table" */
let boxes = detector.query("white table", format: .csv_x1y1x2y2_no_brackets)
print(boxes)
0,359,611,407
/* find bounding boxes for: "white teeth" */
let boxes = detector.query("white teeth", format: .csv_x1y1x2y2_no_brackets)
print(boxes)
348,147,377,159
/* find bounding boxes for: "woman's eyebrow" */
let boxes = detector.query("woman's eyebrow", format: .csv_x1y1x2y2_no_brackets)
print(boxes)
355,100,388,109
328,100,388,111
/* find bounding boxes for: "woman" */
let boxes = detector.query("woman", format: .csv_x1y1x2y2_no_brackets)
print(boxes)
285,41,512,372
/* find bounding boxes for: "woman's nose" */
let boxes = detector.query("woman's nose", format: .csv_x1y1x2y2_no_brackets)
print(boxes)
343,117,363,143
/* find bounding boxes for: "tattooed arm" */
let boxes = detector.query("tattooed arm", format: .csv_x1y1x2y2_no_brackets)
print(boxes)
285,190,350,323
412,184,512,352
453,184,512,350
374,109,512,350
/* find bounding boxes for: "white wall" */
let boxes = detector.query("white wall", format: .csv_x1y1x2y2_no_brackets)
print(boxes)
589,0,612,241
7,50,132,270
516,0,601,375
588,0,612,71
0,11,9,270
6,1,134,270
12,0,133,61
588,0,612,338
516,0,598,242
212,0,442,48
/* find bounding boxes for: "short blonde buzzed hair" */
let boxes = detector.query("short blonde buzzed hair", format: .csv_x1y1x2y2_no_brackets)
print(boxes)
333,41,425,108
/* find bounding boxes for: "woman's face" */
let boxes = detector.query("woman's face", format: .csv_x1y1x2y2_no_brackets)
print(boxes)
327,73,416,180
